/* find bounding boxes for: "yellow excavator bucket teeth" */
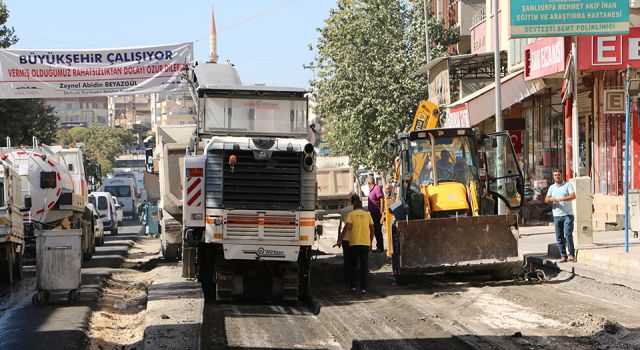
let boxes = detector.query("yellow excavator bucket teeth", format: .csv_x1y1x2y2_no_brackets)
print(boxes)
394,215,520,274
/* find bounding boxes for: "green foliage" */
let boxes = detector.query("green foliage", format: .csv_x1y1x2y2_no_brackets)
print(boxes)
0,1,17,49
0,1,59,145
311,0,458,171
57,126,135,174
0,99,59,145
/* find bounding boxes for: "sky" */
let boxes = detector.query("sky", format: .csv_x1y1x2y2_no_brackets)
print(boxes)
2,0,336,88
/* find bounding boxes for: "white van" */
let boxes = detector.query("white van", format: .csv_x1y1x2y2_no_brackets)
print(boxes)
101,177,138,218
88,191,119,235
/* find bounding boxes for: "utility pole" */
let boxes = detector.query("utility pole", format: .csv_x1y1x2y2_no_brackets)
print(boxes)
571,39,579,178
493,0,502,132
493,0,506,215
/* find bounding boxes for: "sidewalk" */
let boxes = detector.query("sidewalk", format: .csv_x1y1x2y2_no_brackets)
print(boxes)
521,224,640,290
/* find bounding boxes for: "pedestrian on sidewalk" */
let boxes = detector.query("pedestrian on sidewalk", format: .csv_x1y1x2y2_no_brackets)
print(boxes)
333,195,359,288
545,169,577,262
366,176,384,252
343,194,374,294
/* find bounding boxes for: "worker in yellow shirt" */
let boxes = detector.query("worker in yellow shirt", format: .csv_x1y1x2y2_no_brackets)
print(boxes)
343,194,374,294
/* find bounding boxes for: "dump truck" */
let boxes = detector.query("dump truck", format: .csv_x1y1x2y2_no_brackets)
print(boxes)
315,156,359,215
387,101,525,283
175,62,318,301
2,141,94,262
0,159,26,284
153,125,198,260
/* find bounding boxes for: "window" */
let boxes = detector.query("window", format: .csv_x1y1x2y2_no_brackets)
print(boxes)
104,185,131,198
509,38,529,67
97,196,108,210
88,196,96,207
204,97,307,135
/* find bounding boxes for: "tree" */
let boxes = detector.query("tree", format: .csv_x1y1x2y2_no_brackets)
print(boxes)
0,1,17,48
0,1,59,145
57,126,136,174
0,99,58,145
310,0,458,171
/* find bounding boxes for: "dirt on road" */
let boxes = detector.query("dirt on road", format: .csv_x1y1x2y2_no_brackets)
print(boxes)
87,236,161,350
200,217,640,350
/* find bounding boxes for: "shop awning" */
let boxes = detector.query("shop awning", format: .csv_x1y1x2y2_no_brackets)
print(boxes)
414,51,508,80
446,70,545,126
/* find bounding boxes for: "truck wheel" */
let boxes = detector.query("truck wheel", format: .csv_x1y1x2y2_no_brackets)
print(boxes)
1,246,14,284
199,244,215,299
162,244,179,261
298,247,311,299
12,251,22,281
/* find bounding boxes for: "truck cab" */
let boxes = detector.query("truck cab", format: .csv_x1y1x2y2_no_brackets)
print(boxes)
180,63,318,301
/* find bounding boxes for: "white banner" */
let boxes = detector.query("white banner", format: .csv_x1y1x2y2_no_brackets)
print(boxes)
0,42,193,99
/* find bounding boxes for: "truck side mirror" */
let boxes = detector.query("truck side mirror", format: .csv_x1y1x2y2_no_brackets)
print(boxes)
23,195,32,211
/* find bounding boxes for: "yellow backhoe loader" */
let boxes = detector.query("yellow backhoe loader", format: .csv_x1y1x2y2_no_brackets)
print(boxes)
386,101,524,282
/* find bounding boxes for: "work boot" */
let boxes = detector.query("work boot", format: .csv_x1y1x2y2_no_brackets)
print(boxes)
567,255,575,262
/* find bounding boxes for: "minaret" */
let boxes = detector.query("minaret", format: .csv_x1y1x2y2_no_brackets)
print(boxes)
209,7,219,63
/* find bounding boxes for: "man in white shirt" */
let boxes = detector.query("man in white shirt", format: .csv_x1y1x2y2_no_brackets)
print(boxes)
545,169,577,262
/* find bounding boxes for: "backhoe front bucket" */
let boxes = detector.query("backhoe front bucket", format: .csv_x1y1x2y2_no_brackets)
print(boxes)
393,215,521,277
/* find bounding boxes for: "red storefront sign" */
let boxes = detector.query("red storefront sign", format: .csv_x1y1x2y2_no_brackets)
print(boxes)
445,103,470,128
524,37,566,81
603,89,625,113
578,27,640,71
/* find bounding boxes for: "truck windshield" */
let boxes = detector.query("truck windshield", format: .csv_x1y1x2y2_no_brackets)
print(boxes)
104,185,131,198
203,97,307,135
409,135,479,186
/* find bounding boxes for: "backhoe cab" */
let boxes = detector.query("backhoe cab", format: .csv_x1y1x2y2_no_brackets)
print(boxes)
389,106,525,282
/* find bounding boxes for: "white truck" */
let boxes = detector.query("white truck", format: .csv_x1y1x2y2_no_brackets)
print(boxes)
148,125,199,260
315,156,359,215
177,63,318,301
0,160,26,284
3,142,94,261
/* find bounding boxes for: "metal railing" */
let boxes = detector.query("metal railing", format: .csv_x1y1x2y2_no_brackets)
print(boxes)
471,7,486,28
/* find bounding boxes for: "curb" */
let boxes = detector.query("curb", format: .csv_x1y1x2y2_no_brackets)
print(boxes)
576,249,640,280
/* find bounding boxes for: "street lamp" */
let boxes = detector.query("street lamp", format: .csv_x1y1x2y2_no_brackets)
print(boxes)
624,65,640,254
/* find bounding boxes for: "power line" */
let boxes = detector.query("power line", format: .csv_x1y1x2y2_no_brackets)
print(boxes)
194,0,298,43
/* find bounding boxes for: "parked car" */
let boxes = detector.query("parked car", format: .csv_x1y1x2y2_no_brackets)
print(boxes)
86,202,105,246
111,196,124,224
88,191,119,235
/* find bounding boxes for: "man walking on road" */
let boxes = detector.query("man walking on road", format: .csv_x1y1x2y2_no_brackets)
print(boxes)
545,169,577,262
343,195,374,294
366,176,384,252
333,194,359,289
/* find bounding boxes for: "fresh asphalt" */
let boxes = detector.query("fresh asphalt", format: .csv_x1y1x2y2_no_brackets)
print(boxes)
0,221,142,350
